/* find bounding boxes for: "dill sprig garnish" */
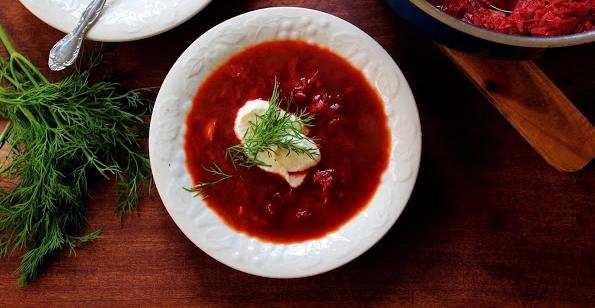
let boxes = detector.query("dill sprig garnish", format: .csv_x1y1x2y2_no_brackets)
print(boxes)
185,163,232,199
0,24,151,286
225,81,319,168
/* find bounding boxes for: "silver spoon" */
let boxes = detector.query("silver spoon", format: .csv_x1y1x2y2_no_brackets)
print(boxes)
488,0,517,15
489,4,513,15
48,0,107,71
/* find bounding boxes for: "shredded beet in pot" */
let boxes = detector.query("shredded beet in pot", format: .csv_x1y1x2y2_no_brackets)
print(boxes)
429,0,594,36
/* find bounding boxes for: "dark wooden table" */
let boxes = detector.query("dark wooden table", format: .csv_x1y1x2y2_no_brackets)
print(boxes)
1,0,594,306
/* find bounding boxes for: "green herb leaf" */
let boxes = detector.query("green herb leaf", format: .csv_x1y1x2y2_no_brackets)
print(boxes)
0,23,152,286
225,80,319,168
185,163,232,199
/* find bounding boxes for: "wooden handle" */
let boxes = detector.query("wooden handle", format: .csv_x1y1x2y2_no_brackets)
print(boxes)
440,46,595,172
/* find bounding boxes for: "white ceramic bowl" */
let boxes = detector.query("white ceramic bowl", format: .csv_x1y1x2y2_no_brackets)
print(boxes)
19,0,212,42
149,7,422,278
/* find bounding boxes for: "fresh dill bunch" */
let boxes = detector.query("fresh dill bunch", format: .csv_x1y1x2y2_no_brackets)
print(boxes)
225,81,319,168
184,163,232,199
0,24,151,286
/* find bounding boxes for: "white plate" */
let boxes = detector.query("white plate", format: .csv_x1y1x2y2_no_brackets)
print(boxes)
149,7,422,278
19,0,212,42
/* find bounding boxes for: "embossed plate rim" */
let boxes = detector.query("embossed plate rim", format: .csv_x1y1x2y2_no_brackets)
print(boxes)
149,7,422,278
18,0,212,42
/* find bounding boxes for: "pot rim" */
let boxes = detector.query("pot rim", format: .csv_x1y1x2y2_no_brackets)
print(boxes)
410,0,595,48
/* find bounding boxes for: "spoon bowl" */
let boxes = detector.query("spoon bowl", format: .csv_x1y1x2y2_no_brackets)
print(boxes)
488,0,517,13
488,4,512,15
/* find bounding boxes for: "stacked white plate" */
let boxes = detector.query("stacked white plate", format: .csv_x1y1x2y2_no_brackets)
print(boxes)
19,0,212,42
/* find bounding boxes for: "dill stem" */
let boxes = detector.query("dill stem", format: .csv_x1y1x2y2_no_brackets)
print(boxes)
13,55,45,86
0,57,20,87
18,106,39,126
1,73,19,89
0,24,48,85
0,121,12,149
49,110,62,127
0,96,18,105
0,23,16,56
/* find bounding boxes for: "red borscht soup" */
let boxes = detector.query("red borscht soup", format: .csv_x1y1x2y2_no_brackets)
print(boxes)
184,40,391,243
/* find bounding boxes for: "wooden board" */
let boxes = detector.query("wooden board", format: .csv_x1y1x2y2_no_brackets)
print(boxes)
441,46,595,172
0,0,594,306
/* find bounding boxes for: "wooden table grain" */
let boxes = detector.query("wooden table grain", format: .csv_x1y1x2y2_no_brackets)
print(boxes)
1,0,594,306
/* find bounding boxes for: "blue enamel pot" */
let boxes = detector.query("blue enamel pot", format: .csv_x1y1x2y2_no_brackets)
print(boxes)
385,0,595,58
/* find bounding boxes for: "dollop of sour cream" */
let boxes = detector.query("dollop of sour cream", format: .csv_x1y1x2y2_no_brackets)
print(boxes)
234,99,321,187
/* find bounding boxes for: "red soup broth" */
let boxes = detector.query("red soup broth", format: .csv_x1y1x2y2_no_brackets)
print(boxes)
184,40,391,243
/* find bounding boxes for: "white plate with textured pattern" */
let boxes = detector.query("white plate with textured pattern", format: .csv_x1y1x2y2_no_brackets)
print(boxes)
149,7,421,278
19,0,212,42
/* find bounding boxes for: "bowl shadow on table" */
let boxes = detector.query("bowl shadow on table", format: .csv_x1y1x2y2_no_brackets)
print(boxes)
116,0,482,304
162,2,470,304
172,20,509,302
178,155,451,306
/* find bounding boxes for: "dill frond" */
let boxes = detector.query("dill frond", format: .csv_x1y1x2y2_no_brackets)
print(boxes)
0,23,152,286
185,163,232,199
225,80,319,168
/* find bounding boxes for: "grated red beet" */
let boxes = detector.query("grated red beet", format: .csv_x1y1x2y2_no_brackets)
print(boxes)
429,0,594,36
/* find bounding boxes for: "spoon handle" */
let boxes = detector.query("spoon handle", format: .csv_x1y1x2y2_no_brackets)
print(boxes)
48,0,107,71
